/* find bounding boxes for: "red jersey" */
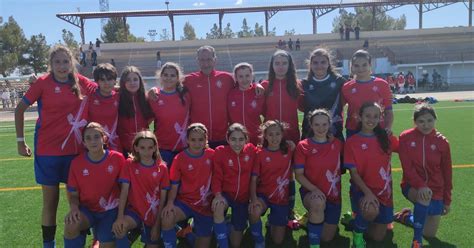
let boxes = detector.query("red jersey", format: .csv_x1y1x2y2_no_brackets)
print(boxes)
397,74,405,87
67,150,125,212
294,138,343,204
119,159,170,226
212,144,257,203
343,133,399,207
170,148,214,216
117,94,152,152
183,70,235,142
341,77,393,131
23,73,96,156
399,128,452,205
407,74,416,86
88,90,121,151
149,88,190,152
253,148,293,205
227,85,265,145
261,79,302,144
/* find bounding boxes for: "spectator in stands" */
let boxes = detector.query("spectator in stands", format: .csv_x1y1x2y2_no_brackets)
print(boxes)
295,38,301,50
2,88,10,109
278,39,284,49
345,25,352,40
79,47,86,67
95,38,102,56
339,24,344,40
432,69,440,85
110,58,116,67
363,39,369,49
354,21,361,40
288,38,294,50
407,71,416,93
88,41,93,51
156,50,162,69
91,50,98,71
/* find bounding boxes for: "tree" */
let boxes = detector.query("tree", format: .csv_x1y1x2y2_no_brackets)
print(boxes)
267,27,277,36
102,17,145,43
182,22,196,40
159,28,171,41
237,18,254,38
254,23,264,37
0,16,28,77
62,29,79,51
332,7,406,32
284,29,296,36
206,23,220,39
23,34,50,75
222,23,235,39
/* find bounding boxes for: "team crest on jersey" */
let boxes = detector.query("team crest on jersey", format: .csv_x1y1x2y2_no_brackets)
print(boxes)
216,80,222,88
206,159,211,165
410,141,416,147
330,82,336,89
93,99,100,105
431,144,437,151
308,84,314,91
351,88,357,94
54,86,61,94
312,148,318,154
265,157,271,162
231,101,236,107
152,171,158,178
228,159,234,167
158,100,164,106
283,154,288,158
135,169,140,175
196,84,203,88
107,165,114,174
251,100,257,109
372,86,379,92
244,155,250,162
188,164,194,170
361,143,368,150
82,169,89,176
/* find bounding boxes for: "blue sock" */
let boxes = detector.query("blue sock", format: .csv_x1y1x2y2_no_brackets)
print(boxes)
115,235,130,248
43,240,56,248
413,202,428,243
354,213,368,233
213,221,229,248
307,222,323,245
289,180,296,210
250,220,264,244
63,234,85,248
162,228,177,248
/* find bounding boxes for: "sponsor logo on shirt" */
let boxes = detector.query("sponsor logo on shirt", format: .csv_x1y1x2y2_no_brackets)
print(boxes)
54,86,61,94
196,84,203,88
188,164,194,170
93,99,100,105
410,141,416,147
311,148,318,154
431,144,437,151
351,88,357,94
231,101,236,107
135,169,140,175
82,169,89,176
228,159,234,167
152,171,158,178
244,155,250,162
265,156,271,162
158,100,164,106
216,80,222,88
361,143,368,150
107,165,114,174
372,86,379,92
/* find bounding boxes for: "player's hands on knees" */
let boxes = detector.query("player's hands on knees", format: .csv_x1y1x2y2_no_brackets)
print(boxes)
212,194,226,212
147,87,158,101
417,187,432,202
112,216,127,238
17,142,32,157
442,205,450,215
65,209,81,225
361,192,379,212
162,203,176,219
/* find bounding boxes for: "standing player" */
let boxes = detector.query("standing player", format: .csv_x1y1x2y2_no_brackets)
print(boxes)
117,66,154,156
397,72,406,94
113,131,170,248
300,48,346,140
396,103,452,248
149,62,190,166
406,71,416,93
161,123,215,248
64,122,125,247
227,62,265,145
249,120,293,247
341,50,394,138
343,102,398,248
294,109,343,248
89,63,121,151
15,45,96,248
212,123,258,248
387,74,396,94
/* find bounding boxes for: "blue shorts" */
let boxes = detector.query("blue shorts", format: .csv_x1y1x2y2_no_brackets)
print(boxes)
34,155,75,185
401,185,445,216
80,207,118,242
258,194,289,226
223,193,249,231
351,190,393,224
159,149,179,169
174,200,213,237
299,188,342,225
125,208,159,245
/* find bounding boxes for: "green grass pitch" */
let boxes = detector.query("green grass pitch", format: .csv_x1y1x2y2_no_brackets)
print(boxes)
0,101,473,247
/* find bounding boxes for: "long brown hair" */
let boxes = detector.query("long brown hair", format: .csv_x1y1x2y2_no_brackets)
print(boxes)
130,130,160,162
156,62,188,106
305,48,340,80
118,66,153,118
357,102,390,154
259,120,289,154
266,50,301,99
48,45,82,99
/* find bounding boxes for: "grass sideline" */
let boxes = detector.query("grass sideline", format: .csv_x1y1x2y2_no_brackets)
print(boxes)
0,101,473,247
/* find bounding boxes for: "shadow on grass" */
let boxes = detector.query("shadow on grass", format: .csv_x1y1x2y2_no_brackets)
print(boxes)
424,236,456,248
297,230,351,248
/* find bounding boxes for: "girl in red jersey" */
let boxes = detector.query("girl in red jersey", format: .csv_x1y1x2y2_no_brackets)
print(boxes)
64,122,125,248
117,66,154,156
113,131,170,248
149,62,190,166
249,120,294,247
89,63,121,151
343,102,398,248
212,123,258,248
406,71,416,93
15,45,96,248
294,109,344,248
395,103,452,248
161,123,215,248
341,50,394,138
227,62,265,145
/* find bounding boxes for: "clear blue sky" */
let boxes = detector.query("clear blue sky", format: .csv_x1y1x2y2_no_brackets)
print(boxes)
1,0,471,45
